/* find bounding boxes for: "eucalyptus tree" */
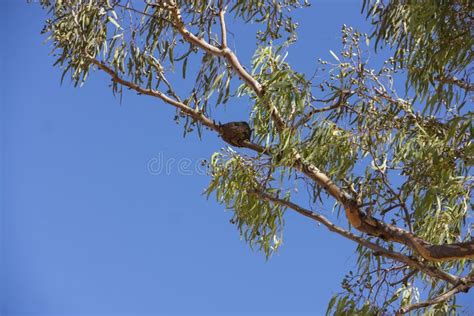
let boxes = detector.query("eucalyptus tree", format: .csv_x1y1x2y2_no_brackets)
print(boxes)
35,0,473,314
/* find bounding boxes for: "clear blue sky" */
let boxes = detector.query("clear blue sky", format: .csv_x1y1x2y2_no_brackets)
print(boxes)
1,1,472,316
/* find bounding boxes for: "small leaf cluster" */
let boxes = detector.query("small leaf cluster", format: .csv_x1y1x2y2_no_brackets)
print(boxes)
206,150,286,258
362,0,473,113
230,0,310,43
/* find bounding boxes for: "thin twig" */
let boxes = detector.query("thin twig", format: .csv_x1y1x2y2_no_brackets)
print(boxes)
397,280,473,315
389,269,418,286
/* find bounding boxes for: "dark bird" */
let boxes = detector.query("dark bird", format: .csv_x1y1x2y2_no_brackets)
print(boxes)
219,121,252,147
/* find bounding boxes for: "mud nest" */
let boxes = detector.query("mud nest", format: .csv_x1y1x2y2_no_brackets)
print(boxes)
219,121,252,147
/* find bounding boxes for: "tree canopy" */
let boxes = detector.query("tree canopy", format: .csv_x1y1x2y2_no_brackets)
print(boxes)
35,0,473,314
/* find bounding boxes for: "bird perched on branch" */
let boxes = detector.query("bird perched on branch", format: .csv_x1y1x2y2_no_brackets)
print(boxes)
219,121,252,147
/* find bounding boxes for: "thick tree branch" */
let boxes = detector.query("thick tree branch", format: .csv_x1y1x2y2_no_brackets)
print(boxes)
250,189,461,286
89,58,268,154
90,59,215,129
160,1,293,131
160,1,264,97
